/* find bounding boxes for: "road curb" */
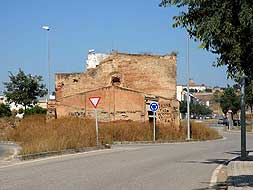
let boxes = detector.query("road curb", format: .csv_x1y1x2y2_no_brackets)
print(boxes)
209,156,239,189
113,137,225,145
209,164,224,188
223,130,253,134
17,144,111,160
0,141,18,145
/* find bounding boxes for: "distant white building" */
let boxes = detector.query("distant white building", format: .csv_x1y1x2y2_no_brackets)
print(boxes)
86,49,109,69
38,99,47,109
176,86,197,103
176,85,184,102
0,95,48,110
179,79,207,92
0,95,24,111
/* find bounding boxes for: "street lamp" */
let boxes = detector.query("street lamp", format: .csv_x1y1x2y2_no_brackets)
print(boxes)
186,35,191,141
42,25,50,100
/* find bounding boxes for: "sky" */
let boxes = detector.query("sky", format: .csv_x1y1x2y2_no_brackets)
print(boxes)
0,0,234,94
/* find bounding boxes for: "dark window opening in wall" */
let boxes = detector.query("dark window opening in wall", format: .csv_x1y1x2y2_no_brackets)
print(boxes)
112,76,121,86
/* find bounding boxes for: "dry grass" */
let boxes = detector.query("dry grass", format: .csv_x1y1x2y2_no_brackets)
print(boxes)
0,117,17,141
99,121,153,143
186,121,221,140
4,115,221,155
7,115,97,154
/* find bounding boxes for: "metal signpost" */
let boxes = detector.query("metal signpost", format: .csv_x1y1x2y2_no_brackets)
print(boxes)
150,102,159,142
89,96,101,146
241,75,247,160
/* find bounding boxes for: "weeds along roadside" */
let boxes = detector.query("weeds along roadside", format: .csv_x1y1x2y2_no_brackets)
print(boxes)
2,115,221,155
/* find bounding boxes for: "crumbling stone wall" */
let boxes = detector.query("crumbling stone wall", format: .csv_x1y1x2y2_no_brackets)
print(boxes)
53,52,179,127
157,99,180,127
53,85,179,127
55,86,146,121
55,53,176,100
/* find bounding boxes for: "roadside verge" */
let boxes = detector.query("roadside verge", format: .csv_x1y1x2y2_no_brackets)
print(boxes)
17,144,111,160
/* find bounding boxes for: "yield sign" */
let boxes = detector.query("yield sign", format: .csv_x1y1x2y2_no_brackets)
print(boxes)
89,96,101,108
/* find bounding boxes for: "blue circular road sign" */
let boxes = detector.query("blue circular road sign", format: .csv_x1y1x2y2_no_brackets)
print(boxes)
150,102,159,112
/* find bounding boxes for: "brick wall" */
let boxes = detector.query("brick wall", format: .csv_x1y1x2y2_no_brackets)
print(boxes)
55,53,176,100
52,52,179,127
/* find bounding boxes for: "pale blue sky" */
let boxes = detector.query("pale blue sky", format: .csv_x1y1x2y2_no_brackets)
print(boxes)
0,0,233,93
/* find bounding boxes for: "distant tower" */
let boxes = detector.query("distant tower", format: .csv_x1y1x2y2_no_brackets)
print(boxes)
189,79,194,85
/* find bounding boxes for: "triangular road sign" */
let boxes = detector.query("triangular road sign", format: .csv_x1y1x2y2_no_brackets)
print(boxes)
89,96,101,108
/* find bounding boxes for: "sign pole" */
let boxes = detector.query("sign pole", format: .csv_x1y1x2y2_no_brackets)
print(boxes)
89,96,101,147
241,74,247,160
153,111,156,142
150,102,158,142
95,108,99,146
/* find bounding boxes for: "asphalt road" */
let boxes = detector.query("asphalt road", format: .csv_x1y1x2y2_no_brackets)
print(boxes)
0,146,5,157
0,144,17,160
0,129,253,190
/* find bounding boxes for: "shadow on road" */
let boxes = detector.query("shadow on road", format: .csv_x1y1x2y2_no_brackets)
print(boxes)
186,151,253,190
183,150,243,165
224,150,241,156
227,175,253,188
183,158,228,165
192,181,227,190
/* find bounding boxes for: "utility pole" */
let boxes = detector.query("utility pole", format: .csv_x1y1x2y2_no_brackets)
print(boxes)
241,74,247,160
186,35,191,140
42,26,50,100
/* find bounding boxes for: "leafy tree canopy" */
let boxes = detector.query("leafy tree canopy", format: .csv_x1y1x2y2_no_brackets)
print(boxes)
180,100,212,116
25,106,47,115
234,76,253,112
160,0,253,78
3,69,47,110
0,104,11,117
219,87,240,114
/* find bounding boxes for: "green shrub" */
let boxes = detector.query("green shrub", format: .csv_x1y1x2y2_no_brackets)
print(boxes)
0,104,12,117
25,106,47,115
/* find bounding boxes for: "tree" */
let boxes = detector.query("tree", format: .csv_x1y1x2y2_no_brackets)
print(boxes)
213,90,222,103
3,69,47,111
180,100,212,116
189,89,197,93
25,105,47,115
159,0,253,78
0,104,11,117
245,84,253,112
237,77,253,112
219,87,240,114
191,103,212,116
231,76,253,112
180,100,187,113
205,88,212,93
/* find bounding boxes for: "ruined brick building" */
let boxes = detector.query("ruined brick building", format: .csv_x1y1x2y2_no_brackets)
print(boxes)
48,51,180,127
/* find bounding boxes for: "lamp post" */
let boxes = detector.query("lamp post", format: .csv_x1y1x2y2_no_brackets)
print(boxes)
42,25,50,100
186,35,191,141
